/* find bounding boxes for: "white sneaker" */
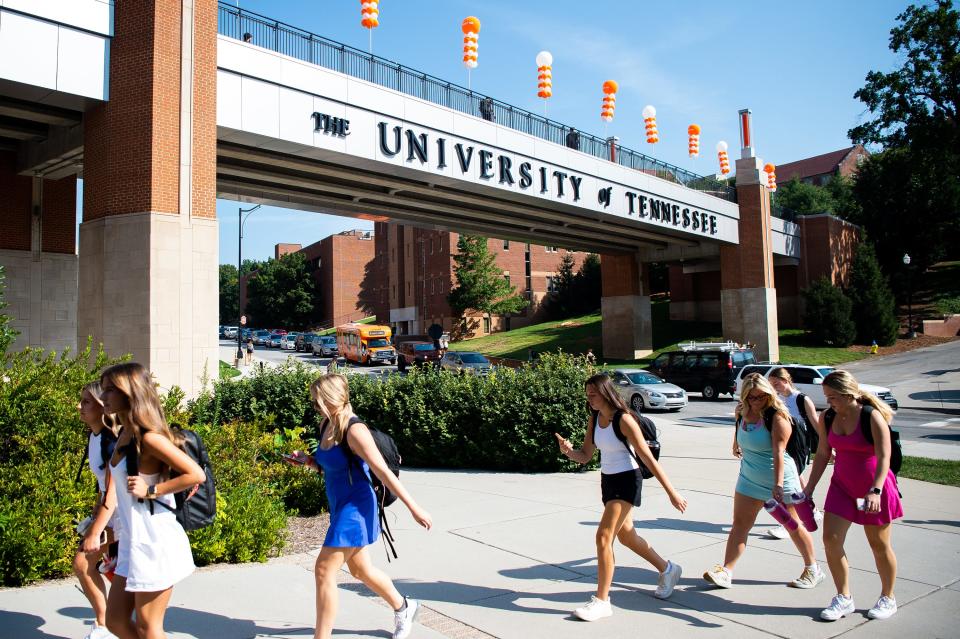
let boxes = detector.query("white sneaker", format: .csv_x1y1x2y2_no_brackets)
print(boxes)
765,524,789,539
790,566,825,589
573,595,612,621
654,560,682,599
821,594,855,621
814,509,824,526
703,565,732,588
84,625,117,639
392,598,419,639
867,595,897,620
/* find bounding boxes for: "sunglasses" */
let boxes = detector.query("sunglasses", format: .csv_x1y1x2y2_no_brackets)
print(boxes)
746,394,766,402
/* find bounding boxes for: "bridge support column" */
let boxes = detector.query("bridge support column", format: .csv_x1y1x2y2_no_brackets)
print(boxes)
601,253,652,361
77,0,218,396
720,156,779,362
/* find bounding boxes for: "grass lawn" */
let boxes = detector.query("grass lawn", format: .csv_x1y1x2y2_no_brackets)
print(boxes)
898,456,960,488
219,360,241,379
450,301,870,367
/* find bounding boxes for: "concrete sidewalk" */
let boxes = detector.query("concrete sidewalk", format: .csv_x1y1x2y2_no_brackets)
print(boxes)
2,416,958,638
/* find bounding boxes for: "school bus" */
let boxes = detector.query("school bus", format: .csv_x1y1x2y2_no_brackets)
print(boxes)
336,323,397,365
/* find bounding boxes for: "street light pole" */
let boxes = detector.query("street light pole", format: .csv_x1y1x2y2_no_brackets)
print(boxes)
902,253,915,339
238,204,262,362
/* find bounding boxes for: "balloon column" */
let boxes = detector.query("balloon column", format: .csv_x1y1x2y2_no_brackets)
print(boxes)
360,1,379,28
642,105,659,144
687,124,701,158
462,17,481,68
716,141,730,175
764,163,777,191
536,51,553,99
600,80,618,123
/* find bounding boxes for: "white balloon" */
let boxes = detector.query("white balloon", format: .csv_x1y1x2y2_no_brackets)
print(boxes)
536,51,553,67
716,141,728,152
642,105,656,119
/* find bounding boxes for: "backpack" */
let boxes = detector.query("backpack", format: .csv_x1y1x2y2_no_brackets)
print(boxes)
795,392,820,453
75,428,119,485
758,407,811,475
824,404,902,475
591,409,661,479
130,427,217,531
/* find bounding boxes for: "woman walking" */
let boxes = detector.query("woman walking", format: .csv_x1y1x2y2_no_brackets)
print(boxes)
703,374,823,590
554,373,687,621
805,370,902,621
100,363,205,639
763,367,823,540
288,374,432,639
74,382,120,639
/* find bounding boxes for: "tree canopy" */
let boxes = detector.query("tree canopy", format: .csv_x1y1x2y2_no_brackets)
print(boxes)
219,264,240,325
448,235,528,329
244,253,322,330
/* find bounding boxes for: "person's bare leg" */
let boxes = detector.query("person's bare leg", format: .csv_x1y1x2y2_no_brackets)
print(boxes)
864,523,897,598
822,512,854,596
595,500,632,600
616,519,667,573
345,547,404,609
134,588,173,639
105,576,138,639
314,547,350,639
73,549,108,626
722,493,764,570
784,505,816,565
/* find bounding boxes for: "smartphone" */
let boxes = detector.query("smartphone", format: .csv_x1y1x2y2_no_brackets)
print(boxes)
856,498,866,511
282,452,306,465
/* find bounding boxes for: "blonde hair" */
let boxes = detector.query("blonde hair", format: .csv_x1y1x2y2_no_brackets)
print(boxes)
310,374,355,444
81,381,118,435
100,363,182,448
823,369,895,424
768,367,795,390
739,373,790,422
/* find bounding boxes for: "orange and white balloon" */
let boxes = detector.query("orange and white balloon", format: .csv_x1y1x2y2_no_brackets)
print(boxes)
717,141,730,175
642,105,659,144
536,51,553,99
360,0,379,28
462,17,481,69
601,80,618,122
688,124,701,158
764,163,777,191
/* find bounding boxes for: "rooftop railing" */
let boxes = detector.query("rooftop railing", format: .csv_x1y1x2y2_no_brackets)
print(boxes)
217,2,736,203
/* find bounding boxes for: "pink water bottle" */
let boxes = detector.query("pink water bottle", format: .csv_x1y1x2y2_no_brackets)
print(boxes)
791,492,818,532
764,499,799,531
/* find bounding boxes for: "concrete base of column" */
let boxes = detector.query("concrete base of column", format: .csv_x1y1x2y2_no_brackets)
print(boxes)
78,212,218,397
601,294,652,360
721,287,779,362
0,249,78,354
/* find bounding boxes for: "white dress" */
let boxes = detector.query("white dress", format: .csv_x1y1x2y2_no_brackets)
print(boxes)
109,462,195,592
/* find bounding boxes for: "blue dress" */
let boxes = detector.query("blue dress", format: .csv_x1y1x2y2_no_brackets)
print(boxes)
314,435,380,548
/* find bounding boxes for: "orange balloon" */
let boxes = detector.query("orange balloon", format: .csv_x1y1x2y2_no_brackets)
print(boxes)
462,16,481,34
688,124,701,135
602,80,619,95
764,163,775,172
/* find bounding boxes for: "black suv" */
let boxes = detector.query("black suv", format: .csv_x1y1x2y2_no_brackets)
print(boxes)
648,343,757,400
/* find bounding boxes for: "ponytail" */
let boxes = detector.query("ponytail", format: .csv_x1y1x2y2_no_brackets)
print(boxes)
859,391,894,425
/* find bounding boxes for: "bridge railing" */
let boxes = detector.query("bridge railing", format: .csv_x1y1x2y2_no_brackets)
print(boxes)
217,2,736,203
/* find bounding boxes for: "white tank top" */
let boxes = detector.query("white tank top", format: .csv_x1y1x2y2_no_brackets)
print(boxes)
784,391,805,424
88,432,109,492
594,413,640,474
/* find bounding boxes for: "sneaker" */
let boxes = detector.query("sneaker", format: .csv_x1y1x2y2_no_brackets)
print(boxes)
703,565,732,589
820,594,855,621
573,596,612,621
392,598,419,639
765,525,790,539
791,566,825,589
84,625,116,639
814,509,824,526
653,560,682,599
867,595,897,620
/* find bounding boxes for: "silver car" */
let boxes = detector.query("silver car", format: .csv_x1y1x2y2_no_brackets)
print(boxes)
611,369,688,412
440,351,492,375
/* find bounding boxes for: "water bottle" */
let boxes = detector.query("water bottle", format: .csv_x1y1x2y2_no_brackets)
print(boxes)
764,499,799,531
791,491,818,532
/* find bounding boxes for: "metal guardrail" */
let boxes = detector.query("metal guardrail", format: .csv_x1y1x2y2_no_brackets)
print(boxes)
217,2,736,203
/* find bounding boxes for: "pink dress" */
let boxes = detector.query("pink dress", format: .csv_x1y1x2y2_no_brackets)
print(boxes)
824,413,903,526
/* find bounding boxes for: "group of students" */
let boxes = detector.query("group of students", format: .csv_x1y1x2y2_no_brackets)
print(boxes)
557,367,902,623
73,362,901,638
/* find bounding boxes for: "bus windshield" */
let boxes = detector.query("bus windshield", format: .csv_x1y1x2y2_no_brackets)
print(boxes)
367,338,390,348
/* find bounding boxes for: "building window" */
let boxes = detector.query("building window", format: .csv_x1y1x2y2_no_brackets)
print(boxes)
503,240,510,250
483,316,491,333
430,279,435,295
546,276,556,292
504,275,510,287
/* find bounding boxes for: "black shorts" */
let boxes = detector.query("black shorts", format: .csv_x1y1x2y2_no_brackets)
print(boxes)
601,469,643,506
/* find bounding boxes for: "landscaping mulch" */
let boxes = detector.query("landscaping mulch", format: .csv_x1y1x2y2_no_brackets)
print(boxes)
284,513,330,555
848,334,958,357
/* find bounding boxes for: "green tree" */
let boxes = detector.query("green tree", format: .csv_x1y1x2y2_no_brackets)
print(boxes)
571,253,602,315
847,242,900,346
448,235,528,334
244,253,321,330
802,276,856,347
0,266,18,355
773,178,835,216
546,253,577,319
219,264,240,325
823,175,861,220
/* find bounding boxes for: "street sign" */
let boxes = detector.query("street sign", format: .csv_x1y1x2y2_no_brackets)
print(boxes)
240,315,247,326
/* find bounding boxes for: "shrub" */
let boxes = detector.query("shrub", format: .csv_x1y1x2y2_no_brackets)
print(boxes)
847,242,899,345
802,277,856,347
935,296,960,315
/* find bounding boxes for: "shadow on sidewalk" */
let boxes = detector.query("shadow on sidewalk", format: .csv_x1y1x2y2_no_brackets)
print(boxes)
58,606,313,639
0,611,64,639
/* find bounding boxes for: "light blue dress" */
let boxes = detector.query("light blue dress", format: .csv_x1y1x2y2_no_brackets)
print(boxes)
735,417,802,502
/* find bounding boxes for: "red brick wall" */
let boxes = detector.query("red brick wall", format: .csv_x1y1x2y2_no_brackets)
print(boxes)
191,0,217,219
275,243,302,259
41,177,78,254
721,183,774,290
797,215,860,289
0,151,32,251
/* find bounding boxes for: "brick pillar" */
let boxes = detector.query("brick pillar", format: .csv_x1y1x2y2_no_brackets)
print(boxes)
78,0,218,395
720,157,779,361
600,252,652,360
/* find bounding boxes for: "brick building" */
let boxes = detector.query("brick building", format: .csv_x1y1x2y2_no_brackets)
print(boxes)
775,145,869,186
370,222,588,336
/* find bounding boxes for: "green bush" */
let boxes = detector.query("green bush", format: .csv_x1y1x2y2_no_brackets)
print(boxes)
935,296,960,315
802,276,856,347
847,242,899,345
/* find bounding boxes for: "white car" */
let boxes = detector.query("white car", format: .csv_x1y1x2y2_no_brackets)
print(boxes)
734,364,898,411
610,369,688,412
281,334,298,350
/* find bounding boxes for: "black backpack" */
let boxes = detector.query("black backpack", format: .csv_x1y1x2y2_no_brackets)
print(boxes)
759,407,811,475
128,427,217,531
75,428,119,485
824,404,902,475
795,393,820,453
591,409,661,479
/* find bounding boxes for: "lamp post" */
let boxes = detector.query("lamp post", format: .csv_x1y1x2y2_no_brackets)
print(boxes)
238,203,262,362
903,253,915,339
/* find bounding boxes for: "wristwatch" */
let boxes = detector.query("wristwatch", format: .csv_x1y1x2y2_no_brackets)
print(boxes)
147,485,158,499
869,487,882,496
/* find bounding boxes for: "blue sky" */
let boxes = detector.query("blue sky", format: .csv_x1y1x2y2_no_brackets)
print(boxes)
210,0,907,264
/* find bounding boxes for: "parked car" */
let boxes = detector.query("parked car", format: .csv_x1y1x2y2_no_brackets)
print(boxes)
218,325,226,338
610,369,687,412
398,341,441,366
312,335,339,357
240,328,253,341
734,364,899,411
440,351,492,375
281,334,298,350
295,332,318,352
268,333,284,348
253,329,271,345
223,326,238,339
648,342,757,400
